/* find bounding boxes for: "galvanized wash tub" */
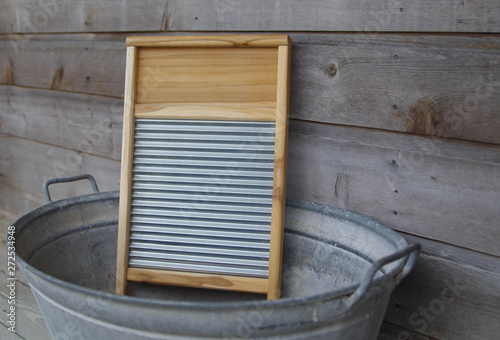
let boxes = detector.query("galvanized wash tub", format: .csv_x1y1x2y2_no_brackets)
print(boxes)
13,175,419,339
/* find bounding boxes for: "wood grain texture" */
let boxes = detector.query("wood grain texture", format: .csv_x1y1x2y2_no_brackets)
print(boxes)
127,35,289,47
1,33,498,144
1,0,498,34
384,253,500,339
127,268,268,294
400,232,500,275
287,120,500,257
135,47,278,104
267,44,291,300
0,34,127,97
0,182,44,220
0,85,123,160
289,33,500,144
378,322,439,340
116,46,137,296
134,103,276,121
166,0,500,33
0,0,169,33
0,135,120,205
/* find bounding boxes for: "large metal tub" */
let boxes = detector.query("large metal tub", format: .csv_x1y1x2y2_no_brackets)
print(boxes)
13,176,419,339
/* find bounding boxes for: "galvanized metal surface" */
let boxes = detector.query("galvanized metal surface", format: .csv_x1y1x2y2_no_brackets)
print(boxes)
130,119,276,277
13,182,419,339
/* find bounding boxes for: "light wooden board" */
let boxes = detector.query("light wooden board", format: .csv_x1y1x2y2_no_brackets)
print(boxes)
116,46,137,296
384,253,500,340
267,44,291,300
134,103,276,121
0,0,169,33
0,86,123,160
135,47,278,104
1,32,499,144
166,0,500,33
127,268,268,294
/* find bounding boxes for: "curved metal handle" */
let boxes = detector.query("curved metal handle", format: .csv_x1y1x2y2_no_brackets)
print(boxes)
347,242,421,307
43,174,99,203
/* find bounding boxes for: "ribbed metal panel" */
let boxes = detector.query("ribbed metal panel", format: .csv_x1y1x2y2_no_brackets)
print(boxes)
128,119,276,278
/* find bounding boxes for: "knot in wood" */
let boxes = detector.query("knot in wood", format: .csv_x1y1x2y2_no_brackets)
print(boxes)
325,63,337,78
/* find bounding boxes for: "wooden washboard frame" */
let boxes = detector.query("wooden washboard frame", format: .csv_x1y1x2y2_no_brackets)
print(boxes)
116,35,291,300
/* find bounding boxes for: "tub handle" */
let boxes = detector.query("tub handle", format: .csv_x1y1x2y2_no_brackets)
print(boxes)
43,174,100,203
347,243,421,307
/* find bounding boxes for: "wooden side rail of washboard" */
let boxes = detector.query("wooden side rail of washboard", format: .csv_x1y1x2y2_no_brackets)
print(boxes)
116,35,291,300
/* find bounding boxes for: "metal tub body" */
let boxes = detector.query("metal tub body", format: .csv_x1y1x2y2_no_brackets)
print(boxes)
13,189,418,339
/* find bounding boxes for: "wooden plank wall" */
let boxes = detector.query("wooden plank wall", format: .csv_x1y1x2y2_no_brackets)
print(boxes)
0,1,499,339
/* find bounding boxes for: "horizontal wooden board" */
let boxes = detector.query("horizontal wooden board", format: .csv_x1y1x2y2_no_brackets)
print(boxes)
136,47,278,104
0,86,123,160
0,34,127,97
0,135,120,206
128,268,269,294
378,321,439,340
287,120,500,257
289,33,500,144
1,1,499,34
166,0,500,33
0,182,44,220
0,0,168,33
1,33,498,144
384,253,500,339
134,103,276,121
401,232,500,275
127,35,290,48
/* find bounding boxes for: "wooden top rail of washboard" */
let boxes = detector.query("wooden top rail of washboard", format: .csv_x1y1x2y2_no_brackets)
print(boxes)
116,35,291,300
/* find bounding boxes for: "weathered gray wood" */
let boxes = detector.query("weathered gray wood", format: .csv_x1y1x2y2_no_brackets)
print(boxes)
378,321,439,340
1,33,498,144
384,254,500,340
0,183,43,221
166,0,500,33
401,232,500,275
0,0,168,33
0,135,120,209
0,86,124,160
0,34,127,97
287,120,500,257
289,34,500,144
0,217,51,339
0,324,23,339
2,0,498,34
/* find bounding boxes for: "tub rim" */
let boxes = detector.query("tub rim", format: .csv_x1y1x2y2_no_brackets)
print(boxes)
12,190,418,312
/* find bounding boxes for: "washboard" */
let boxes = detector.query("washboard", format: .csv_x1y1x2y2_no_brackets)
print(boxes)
115,35,291,300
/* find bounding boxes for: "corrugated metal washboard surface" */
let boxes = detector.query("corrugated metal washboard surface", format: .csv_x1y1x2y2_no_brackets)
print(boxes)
129,119,275,278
